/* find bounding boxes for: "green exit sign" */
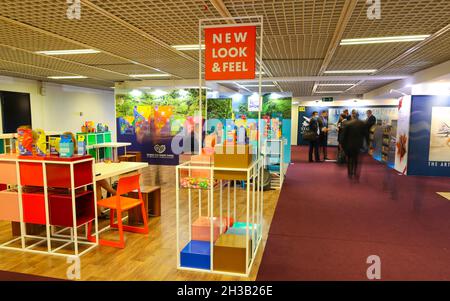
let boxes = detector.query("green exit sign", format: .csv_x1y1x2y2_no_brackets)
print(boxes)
322,97,334,102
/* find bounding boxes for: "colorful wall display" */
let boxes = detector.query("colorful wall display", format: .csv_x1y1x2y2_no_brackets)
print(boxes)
394,96,412,174
115,89,205,165
407,95,450,177
206,92,292,164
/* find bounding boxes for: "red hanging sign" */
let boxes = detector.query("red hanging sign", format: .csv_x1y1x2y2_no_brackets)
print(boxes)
204,25,256,80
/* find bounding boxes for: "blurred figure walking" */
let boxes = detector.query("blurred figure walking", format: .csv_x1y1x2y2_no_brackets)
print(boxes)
342,118,367,179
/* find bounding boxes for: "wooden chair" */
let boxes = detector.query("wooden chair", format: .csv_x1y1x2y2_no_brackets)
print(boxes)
87,174,148,248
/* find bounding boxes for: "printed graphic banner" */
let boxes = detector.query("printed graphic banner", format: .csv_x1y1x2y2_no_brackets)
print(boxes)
205,25,256,80
394,96,411,174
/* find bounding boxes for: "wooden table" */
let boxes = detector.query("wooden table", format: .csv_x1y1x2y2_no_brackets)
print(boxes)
437,192,450,201
88,142,131,162
95,161,148,181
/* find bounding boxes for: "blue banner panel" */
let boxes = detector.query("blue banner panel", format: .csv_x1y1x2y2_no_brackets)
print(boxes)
407,95,450,177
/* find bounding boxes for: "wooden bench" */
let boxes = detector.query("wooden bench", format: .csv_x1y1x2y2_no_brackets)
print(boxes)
126,151,142,162
119,154,137,162
128,186,161,225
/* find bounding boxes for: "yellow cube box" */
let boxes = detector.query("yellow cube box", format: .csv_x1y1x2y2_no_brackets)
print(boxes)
213,233,252,274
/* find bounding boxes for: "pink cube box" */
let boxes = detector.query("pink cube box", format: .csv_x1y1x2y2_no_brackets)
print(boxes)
0,161,17,185
0,190,20,222
192,216,229,242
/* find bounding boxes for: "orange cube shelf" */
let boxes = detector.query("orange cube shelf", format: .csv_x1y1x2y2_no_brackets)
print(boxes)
19,161,44,187
0,190,20,222
46,161,93,188
22,193,46,225
191,216,233,242
0,161,17,185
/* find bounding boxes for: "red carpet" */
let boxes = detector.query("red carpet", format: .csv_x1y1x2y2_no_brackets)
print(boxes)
257,146,450,280
0,270,64,281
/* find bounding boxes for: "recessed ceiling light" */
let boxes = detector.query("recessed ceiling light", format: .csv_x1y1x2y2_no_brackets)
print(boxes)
36,49,100,55
129,73,171,78
340,35,430,45
317,83,355,86
47,76,88,79
243,84,276,87
324,70,377,74
172,44,205,51
315,91,344,94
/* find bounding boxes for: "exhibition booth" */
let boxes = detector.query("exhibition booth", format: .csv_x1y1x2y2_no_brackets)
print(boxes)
0,16,293,278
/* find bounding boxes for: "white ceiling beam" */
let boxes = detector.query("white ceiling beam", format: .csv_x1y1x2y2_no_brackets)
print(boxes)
213,75,409,84
312,0,359,94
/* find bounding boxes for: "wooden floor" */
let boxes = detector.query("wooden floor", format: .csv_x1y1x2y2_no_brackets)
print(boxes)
0,164,281,280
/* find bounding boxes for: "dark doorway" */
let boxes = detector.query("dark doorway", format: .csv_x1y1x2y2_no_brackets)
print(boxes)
0,91,32,133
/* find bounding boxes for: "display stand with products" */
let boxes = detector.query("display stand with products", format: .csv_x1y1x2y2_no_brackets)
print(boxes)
0,133,15,154
262,139,285,189
0,154,99,258
176,153,263,276
76,131,113,162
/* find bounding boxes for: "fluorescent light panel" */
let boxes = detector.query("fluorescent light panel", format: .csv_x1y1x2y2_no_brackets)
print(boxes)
36,49,100,55
340,35,430,45
173,44,205,51
317,83,355,86
315,91,344,94
129,73,170,78
47,76,87,79
243,84,276,87
324,70,377,74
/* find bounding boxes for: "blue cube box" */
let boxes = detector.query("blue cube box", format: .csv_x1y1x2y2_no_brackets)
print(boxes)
180,240,211,270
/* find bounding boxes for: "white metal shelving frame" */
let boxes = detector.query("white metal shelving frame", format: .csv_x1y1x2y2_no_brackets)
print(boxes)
0,155,99,258
262,138,285,189
175,157,264,277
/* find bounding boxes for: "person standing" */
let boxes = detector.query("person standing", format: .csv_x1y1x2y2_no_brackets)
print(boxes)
365,110,377,151
319,110,329,160
342,118,367,179
308,111,321,162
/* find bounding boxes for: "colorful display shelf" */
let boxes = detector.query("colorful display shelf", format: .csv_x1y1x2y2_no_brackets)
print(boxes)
76,131,113,161
0,154,99,258
262,139,285,189
176,157,264,277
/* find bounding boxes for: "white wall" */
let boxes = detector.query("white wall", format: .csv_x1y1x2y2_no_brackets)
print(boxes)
0,76,115,139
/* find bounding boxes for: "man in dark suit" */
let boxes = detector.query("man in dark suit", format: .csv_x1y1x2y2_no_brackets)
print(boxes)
318,110,329,160
342,118,367,178
364,110,377,151
308,111,320,162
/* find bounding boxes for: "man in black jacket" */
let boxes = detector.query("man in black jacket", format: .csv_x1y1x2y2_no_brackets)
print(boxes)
308,111,320,162
342,118,367,178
